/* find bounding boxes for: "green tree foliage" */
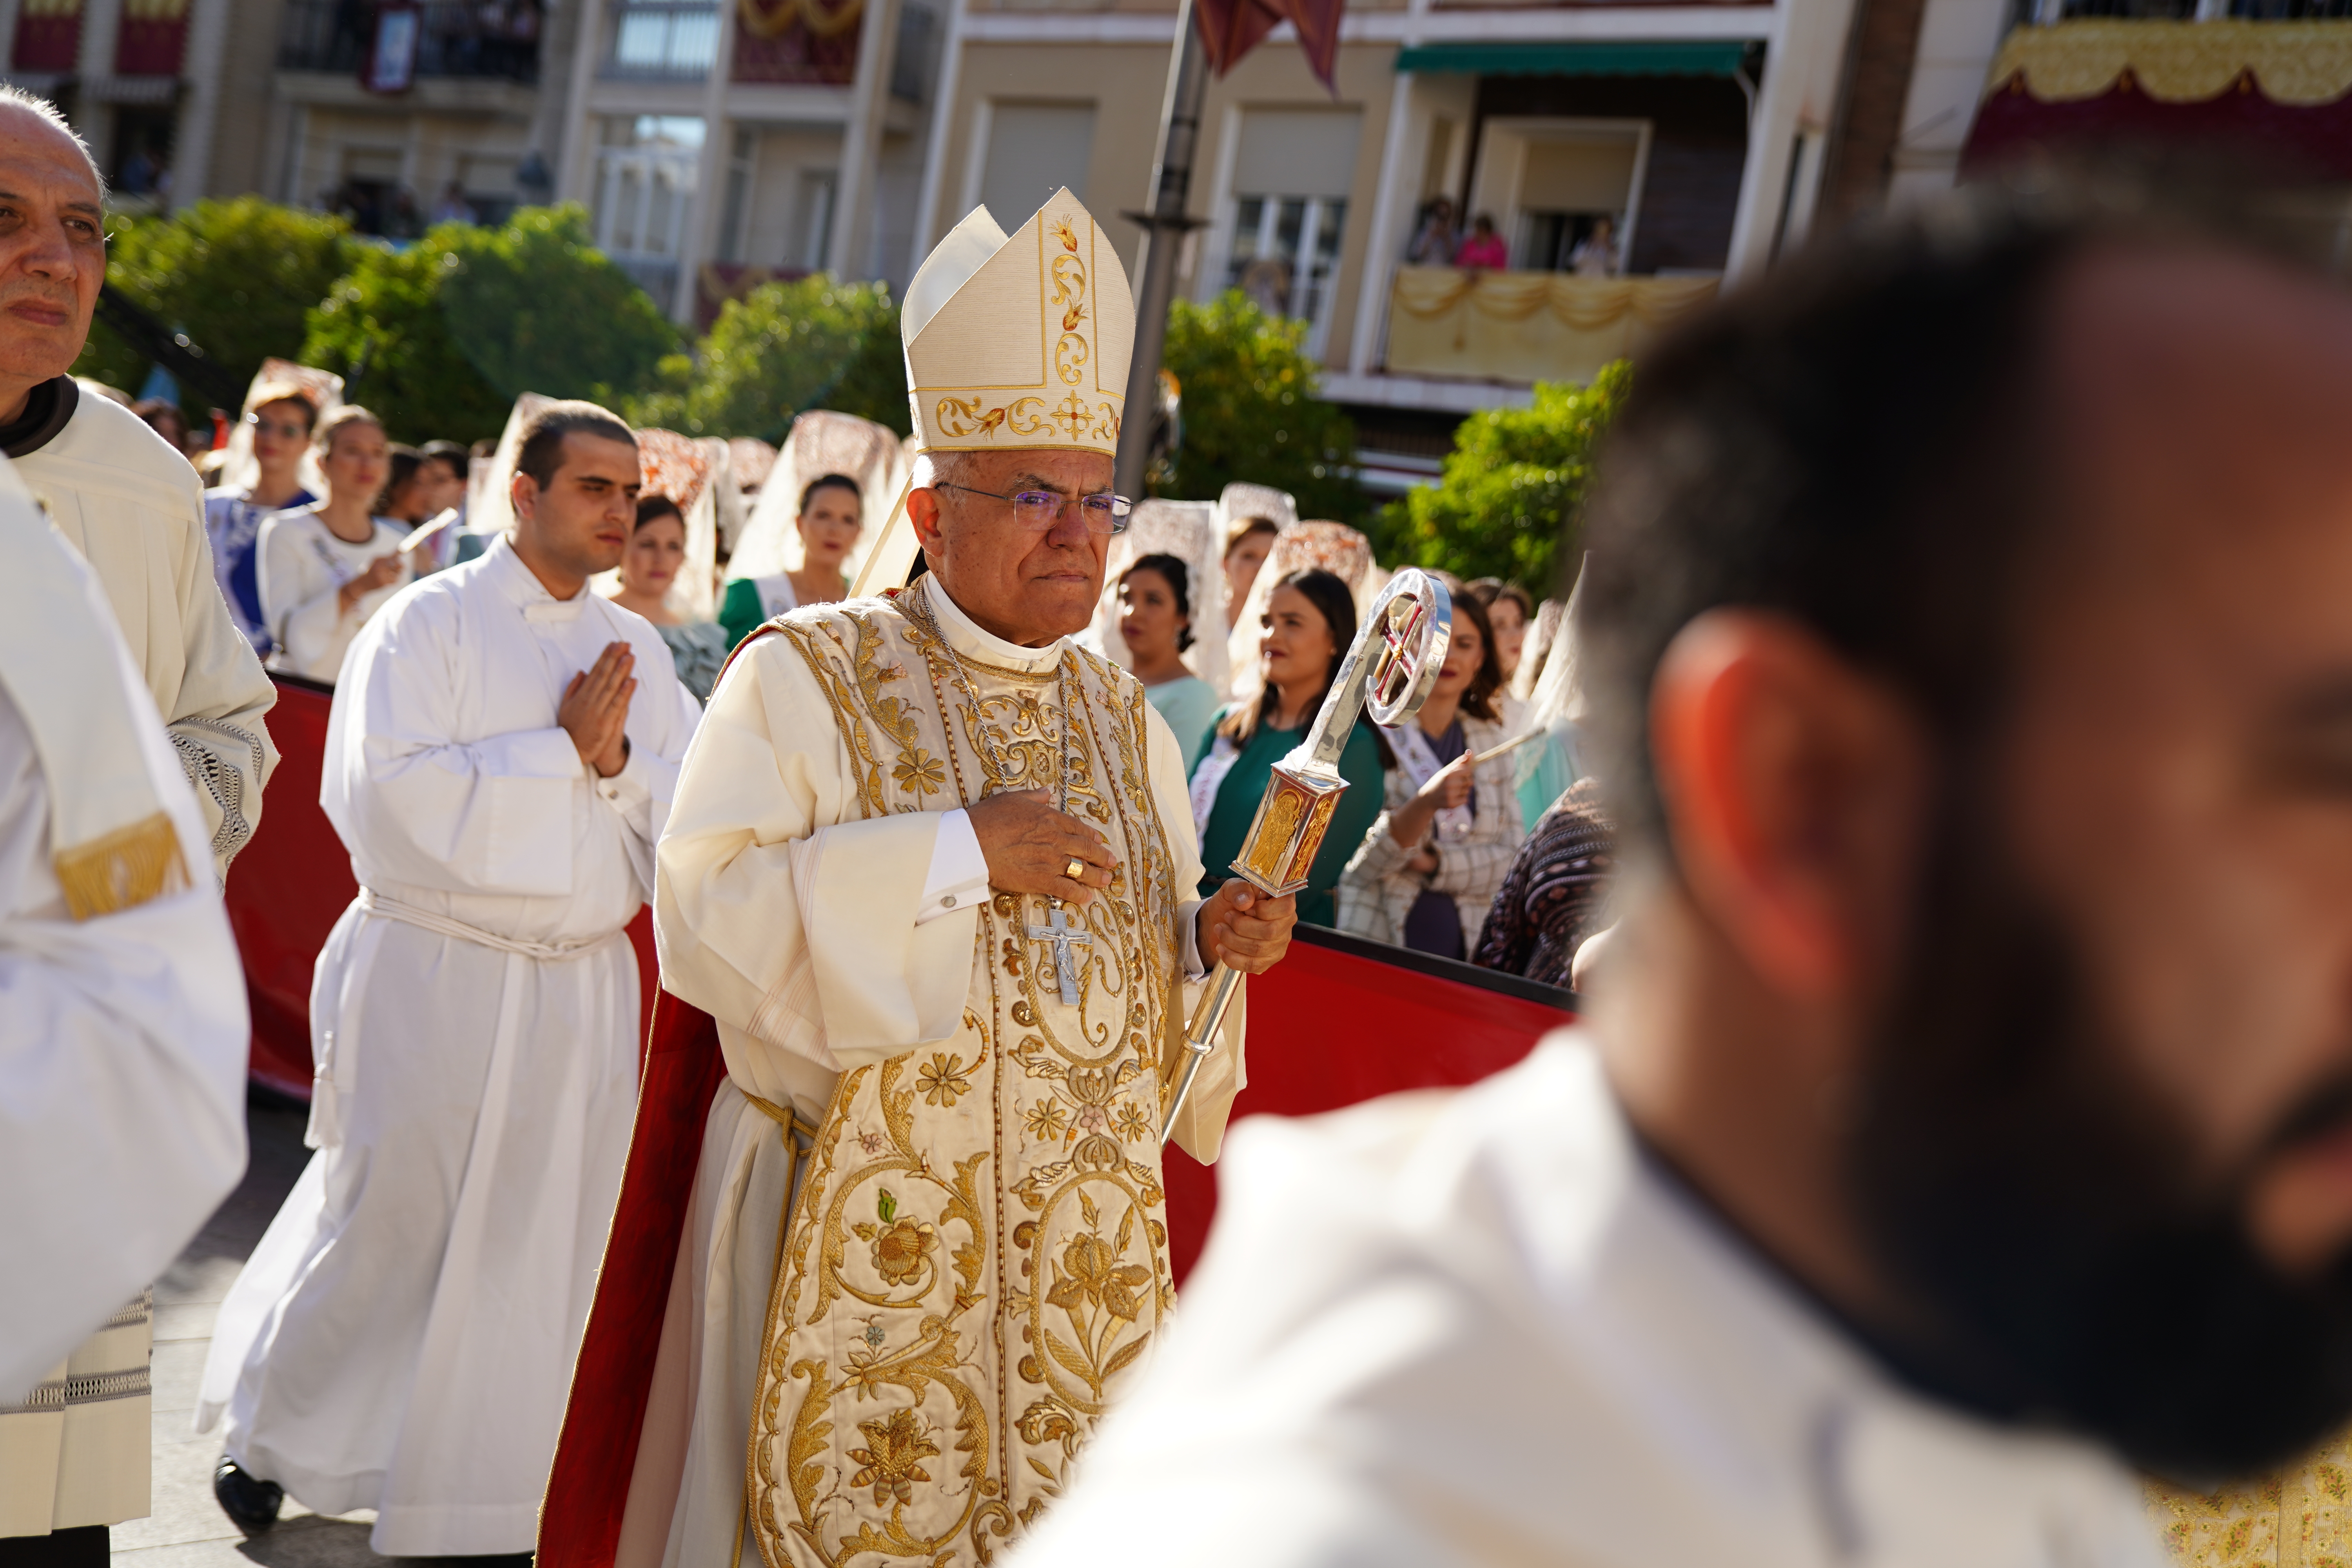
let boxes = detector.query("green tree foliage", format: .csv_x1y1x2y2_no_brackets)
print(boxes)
73,197,351,418
301,206,679,444
1380,361,1630,593
1160,291,1359,521
622,275,908,441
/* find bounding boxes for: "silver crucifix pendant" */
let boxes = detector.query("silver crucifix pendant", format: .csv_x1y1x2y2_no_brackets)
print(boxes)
1026,899,1092,1008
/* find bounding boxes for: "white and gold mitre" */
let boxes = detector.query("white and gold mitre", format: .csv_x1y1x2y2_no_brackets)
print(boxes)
901,187,1135,457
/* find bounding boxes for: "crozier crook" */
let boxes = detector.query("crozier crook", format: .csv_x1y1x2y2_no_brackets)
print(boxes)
1161,569,1454,1142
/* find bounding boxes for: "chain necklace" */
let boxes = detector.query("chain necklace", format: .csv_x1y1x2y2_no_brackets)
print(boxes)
903,579,1080,818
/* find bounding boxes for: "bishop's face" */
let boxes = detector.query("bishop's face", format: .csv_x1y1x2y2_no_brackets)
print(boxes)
915,448,1114,648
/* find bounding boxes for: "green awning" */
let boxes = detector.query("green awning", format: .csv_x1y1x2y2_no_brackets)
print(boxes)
1392,40,1754,77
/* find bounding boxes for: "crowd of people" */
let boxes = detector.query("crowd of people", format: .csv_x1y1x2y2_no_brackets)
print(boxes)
157,354,1622,993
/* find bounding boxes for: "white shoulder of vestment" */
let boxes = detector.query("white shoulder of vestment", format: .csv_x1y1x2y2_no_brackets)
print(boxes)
21,392,203,520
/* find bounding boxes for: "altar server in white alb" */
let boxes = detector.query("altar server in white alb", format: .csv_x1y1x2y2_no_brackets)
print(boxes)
0,89,275,882
197,400,702,1557
0,463,247,1567
1014,177,2352,1566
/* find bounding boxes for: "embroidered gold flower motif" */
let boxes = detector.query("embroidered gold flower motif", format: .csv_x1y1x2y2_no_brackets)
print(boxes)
1112,1102,1152,1142
914,1051,971,1107
1049,1233,1151,1324
1016,1397,1080,1449
1023,1098,1069,1142
848,1406,939,1508
893,748,946,796
871,1215,938,1284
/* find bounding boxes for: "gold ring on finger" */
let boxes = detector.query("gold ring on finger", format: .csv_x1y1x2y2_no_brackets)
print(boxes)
1064,857,1085,881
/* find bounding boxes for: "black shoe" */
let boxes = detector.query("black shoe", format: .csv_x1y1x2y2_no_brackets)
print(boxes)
212,1457,282,1534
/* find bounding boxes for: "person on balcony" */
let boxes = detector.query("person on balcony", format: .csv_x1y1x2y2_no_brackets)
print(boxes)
1336,585,1524,958
1571,214,1621,278
256,405,413,683
1406,194,1458,264
1455,213,1509,270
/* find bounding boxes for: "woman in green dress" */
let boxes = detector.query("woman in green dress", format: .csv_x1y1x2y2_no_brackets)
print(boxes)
1189,567,1388,929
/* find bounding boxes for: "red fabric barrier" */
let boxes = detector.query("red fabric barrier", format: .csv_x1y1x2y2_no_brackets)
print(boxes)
1163,926,1570,1280
225,673,661,1098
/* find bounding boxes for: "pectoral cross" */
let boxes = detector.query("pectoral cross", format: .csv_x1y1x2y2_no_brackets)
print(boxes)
1026,902,1093,1007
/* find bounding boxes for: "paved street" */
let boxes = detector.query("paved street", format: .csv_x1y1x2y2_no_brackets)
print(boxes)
118,1098,390,1568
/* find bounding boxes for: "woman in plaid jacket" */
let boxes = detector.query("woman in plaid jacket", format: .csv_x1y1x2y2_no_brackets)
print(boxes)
1337,586,1526,957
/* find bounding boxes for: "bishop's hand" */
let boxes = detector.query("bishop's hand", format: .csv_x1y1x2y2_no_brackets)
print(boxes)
1197,878,1297,975
969,788,1116,905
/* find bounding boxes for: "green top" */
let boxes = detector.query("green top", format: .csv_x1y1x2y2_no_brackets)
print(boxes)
1145,675,1221,777
1194,706,1388,930
719,575,783,651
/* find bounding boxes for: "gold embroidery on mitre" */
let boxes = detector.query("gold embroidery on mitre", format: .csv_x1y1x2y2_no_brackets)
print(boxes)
55,810,187,921
905,189,1134,458
757,601,1183,1568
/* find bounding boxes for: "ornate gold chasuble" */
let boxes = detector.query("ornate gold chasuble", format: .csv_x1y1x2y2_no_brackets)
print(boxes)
751,595,1189,1568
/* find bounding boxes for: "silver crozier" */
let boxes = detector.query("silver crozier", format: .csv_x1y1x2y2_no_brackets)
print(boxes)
1161,568,1453,1142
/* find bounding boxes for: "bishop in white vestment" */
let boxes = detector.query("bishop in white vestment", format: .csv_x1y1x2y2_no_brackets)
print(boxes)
197,405,702,1557
0,459,248,1551
541,191,1295,1568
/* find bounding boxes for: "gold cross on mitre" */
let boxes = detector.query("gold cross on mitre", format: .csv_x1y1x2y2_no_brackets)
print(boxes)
900,188,1135,463
845,187,1140,596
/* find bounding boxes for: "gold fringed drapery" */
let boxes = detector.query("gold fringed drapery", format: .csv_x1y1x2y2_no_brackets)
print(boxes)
1984,19,2352,106
1385,267,1718,385
736,0,861,42
2143,1429,2352,1564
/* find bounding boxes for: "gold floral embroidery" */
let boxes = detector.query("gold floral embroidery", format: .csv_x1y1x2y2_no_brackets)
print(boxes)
867,1214,938,1285
849,1408,940,1508
915,1051,972,1107
893,748,946,797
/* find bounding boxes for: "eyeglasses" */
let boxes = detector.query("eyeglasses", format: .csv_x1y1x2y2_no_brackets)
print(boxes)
937,481,1132,535
245,414,309,440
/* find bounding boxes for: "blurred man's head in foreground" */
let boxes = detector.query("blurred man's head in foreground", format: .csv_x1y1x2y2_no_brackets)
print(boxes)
1582,158,2352,1481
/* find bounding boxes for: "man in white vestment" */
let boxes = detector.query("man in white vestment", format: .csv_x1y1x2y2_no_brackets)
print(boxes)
0,89,275,882
0,88,270,1568
196,400,702,1557
0,462,247,1568
537,189,1296,1568
1013,172,2352,1566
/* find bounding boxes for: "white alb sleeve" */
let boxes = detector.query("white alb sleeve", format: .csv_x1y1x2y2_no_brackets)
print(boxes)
917,808,991,926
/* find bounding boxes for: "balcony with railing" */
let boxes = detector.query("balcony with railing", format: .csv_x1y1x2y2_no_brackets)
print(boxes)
278,0,543,80
1384,269,1717,385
